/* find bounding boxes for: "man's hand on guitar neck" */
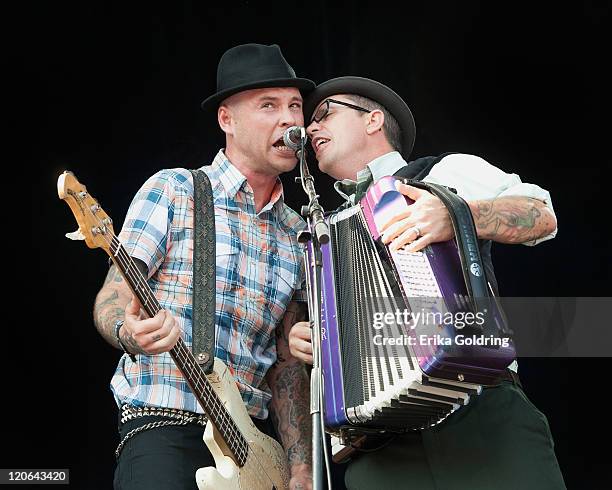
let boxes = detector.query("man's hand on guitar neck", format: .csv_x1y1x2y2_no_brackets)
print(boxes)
94,263,181,357
121,296,181,356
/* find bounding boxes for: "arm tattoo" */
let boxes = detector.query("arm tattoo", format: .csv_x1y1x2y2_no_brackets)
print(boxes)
95,259,152,353
269,362,313,466
471,196,553,243
268,301,312,467
93,266,129,349
102,265,125,286
120,329,143,355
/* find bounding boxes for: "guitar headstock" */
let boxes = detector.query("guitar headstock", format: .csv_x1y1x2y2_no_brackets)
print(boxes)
57,171,116,253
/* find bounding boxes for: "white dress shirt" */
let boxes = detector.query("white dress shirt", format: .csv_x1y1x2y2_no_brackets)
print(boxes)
356,151,558,246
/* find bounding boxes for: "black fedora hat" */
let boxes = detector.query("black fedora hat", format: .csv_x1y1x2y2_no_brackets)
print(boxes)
201,43,315,111
304,76,416,160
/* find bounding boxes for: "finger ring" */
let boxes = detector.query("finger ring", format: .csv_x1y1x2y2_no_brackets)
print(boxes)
411,226,421,238
153,334,161,342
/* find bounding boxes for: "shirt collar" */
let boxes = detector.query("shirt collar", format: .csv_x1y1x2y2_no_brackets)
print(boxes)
204,149,286,214
366,151,407,182
260,180,285,214
204,150,247,199
333,151,408,203
334,179,356,203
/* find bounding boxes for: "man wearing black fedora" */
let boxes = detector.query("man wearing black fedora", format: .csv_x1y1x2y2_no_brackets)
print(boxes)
288,76,565,489
93,43,314,490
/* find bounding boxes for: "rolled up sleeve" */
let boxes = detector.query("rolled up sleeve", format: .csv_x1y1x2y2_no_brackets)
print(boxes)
423,153,557,246
497,182,557,245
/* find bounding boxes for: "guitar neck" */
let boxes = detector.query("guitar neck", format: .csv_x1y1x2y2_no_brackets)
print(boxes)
108,234,248,465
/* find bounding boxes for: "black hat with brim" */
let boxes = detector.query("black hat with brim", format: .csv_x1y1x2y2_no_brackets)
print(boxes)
304,76,416,160
201,44,315,111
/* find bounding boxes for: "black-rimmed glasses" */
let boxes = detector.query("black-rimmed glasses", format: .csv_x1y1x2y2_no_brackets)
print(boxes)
310,98,371,123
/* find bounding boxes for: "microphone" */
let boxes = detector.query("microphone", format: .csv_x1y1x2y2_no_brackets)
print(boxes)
283,126,307,150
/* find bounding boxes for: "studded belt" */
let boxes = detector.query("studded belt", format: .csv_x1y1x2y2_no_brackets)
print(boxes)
115,404,208,459
120,404,208,426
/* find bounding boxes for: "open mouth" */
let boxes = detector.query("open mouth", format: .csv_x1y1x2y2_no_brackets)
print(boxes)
313,137,330,153
272,137,293,153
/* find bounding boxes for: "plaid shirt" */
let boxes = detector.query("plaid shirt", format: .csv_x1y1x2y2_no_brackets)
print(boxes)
111,150,306,419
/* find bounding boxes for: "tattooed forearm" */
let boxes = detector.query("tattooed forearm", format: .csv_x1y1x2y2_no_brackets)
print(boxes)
269,362,312,467
93,265,132,349
102,265,124,286
268,301,312,469
120,329,143,355
469,196,556,244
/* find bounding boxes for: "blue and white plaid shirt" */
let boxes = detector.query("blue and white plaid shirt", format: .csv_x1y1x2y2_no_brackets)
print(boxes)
111,150,306,419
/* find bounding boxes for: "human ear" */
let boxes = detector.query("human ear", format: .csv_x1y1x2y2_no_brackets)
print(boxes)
365,109,385,135
218,105,233,134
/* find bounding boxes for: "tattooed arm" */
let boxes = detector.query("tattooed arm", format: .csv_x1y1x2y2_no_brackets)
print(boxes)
468,196,556,244
93,263,134,349
93,261,180,356
267,301,312,490
380,183,557,252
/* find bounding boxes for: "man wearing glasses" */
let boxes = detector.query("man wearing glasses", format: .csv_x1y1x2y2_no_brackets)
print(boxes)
288,77,565,489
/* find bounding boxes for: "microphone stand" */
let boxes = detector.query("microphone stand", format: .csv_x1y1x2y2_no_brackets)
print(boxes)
293,128,330,490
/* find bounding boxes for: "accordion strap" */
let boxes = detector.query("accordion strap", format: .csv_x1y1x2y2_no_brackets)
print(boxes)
190,169,216,374
399,178,495,335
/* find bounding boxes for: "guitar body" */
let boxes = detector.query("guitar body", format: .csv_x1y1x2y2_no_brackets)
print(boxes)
196,359,290,490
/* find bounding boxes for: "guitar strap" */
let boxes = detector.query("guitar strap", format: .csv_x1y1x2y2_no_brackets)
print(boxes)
190,169,216,374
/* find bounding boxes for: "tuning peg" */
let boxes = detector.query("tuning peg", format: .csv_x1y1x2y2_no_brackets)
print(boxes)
66,229,86,241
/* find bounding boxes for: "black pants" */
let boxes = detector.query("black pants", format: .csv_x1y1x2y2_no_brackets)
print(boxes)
114,414,277,490
344,380,566,489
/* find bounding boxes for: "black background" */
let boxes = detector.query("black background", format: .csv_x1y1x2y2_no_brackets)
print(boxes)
18,1,610,488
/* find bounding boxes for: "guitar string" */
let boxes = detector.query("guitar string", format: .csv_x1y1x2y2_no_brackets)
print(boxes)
79,195,282,487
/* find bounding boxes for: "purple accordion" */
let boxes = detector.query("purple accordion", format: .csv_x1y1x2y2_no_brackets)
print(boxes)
307,176,516,435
